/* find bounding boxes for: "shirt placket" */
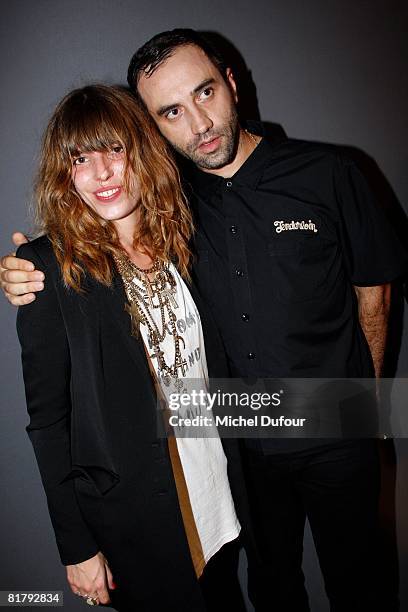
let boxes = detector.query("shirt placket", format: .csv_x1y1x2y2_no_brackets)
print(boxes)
222,179,259,376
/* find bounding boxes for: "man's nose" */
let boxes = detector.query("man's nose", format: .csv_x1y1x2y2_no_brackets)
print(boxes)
190,106,213,136
94,153,113,182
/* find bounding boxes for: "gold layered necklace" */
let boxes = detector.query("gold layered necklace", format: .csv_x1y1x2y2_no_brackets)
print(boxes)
114,252,188,380
245,129,260,149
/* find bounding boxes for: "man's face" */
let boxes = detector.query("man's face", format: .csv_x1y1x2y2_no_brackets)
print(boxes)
137,44,240,171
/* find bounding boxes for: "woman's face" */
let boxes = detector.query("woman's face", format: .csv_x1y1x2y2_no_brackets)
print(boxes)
71,145,140,224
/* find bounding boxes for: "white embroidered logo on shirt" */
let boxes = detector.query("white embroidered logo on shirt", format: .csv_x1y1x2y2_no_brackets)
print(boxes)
274,220,318,234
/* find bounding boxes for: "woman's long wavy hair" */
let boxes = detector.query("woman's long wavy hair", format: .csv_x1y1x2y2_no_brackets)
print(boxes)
35,84,193,291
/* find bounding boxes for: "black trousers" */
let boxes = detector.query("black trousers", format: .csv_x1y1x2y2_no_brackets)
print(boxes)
107,538,246,611
243,440,392,612
199,538,247,612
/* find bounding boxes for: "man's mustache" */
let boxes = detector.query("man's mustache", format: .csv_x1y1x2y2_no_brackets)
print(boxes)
191,131,221,151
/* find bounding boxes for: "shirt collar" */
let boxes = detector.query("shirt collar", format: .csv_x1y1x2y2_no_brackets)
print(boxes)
183,120,287,197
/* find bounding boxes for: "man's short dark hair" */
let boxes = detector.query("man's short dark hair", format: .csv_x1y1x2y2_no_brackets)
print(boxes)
127,28,228,97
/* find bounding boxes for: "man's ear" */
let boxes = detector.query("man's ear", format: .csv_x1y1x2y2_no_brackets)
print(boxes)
226,67,238,104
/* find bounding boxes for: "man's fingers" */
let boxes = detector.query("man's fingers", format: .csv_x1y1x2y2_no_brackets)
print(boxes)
2,281,44,297
6,292,36,306
0,254,35,272
1,269,44,283
4,290,36,306
12,232,29,247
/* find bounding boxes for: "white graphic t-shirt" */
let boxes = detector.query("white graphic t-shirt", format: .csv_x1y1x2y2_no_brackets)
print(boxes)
133,263,240,564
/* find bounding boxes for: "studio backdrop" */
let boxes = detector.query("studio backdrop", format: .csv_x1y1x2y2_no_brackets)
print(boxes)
1,2,407,611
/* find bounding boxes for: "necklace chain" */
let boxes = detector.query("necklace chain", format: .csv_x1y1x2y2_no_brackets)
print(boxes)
131,257,162,275
245,129,258,147
114,253,188,381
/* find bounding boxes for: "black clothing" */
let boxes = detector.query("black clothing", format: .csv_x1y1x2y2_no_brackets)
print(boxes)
107,539,247,612
199,539,247,612
184,123,405,609
188,124,406,383
16,236,252,612
243,440,387,612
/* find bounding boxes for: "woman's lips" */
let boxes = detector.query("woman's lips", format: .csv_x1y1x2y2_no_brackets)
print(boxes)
94,186,122,202
198,136,221,153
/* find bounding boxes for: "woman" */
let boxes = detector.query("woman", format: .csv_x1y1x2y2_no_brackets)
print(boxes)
16,85,247,611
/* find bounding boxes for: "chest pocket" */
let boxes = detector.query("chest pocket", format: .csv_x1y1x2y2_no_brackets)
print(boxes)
268,235,336,303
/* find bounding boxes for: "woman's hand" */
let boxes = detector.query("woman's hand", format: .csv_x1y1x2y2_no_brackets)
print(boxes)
66,551,115,605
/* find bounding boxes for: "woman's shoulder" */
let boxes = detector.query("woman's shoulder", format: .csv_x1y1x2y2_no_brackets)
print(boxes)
16,235,58,271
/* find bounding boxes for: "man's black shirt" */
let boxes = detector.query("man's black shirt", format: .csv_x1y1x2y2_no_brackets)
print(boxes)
186,124,406,383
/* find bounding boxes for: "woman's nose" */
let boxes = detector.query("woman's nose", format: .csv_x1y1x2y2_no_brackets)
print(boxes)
94,153,113,182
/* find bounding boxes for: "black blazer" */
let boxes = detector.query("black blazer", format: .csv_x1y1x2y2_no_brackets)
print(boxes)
16,236,254,611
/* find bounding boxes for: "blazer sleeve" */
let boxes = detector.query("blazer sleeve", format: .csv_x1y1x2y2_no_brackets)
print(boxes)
16,242,99,565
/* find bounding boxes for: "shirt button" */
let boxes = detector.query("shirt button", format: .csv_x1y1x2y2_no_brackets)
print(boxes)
226,180,233,187
247,352,256,360
241,313,250,321
230,225,238,234
235,269,244,277
153,490,168,498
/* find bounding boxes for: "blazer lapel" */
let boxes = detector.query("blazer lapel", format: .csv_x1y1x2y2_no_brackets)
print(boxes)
103,271,151,374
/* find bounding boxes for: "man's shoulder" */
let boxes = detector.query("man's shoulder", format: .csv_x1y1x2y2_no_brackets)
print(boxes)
269,136,341,165
250,121,340,162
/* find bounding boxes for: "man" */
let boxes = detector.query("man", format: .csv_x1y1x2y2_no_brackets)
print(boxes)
2,29,407,611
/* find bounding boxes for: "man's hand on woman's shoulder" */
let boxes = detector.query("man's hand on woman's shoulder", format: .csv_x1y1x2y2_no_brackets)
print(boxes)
1,232,45,306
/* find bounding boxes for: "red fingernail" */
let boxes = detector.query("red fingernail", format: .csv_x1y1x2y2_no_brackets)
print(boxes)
112,582,117,589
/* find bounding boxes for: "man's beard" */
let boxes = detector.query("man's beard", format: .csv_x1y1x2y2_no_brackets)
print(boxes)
171,106,240,170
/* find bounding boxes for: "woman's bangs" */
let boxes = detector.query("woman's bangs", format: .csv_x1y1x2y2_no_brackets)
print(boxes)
62,100,127,157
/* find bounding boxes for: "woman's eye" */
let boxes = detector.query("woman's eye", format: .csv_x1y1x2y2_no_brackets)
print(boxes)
166,108,180,120
73,156,87,165
107,145,125,159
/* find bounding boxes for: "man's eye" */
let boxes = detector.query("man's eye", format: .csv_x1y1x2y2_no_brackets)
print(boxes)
166,108,180,120
199,88,213,101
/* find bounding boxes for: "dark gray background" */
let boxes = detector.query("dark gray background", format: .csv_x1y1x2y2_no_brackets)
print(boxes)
1,1,407,610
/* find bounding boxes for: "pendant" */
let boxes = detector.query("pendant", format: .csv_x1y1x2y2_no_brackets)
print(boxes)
163,286,178,309
160,373,172,387
145,281,155,308
150,346,165,365
154,270,167,291
176,359,188,377
176,335,186,349
174,378,185,393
